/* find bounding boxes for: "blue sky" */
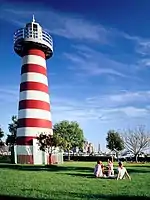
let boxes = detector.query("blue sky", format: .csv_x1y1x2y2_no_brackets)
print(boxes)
1,0,150,151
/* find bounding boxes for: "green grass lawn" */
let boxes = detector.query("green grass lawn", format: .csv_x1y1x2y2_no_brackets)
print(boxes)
0,162,150,200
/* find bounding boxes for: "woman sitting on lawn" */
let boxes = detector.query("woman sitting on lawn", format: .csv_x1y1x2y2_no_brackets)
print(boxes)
107,159,114,176
116,162,131,180
94,160,103,177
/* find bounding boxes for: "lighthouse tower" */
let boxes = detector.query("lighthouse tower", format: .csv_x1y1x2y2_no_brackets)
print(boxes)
14,16,53,164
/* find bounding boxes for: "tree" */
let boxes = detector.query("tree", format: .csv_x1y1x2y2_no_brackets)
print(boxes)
6,115,18,146
6,115,18,164
106,130,124,160
37,129,71,164
53,120,84,160
37,132,63,155
123,126,150,162
0,126,4,140
0,127,5,152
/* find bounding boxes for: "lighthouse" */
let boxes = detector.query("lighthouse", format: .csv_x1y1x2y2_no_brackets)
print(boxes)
14,16,53,164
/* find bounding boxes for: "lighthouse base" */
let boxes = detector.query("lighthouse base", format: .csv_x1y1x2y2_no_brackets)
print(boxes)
14,139,63,165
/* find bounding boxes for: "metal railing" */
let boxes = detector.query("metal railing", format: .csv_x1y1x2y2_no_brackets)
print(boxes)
14,27,53,48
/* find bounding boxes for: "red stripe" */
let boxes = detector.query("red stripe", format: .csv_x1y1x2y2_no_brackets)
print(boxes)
18,118,52,128
17,155,33,164
21,64,47,75
19,99,50,111
16,136,36,145
20,82,49,93
23,49,45,59
19,100,50,110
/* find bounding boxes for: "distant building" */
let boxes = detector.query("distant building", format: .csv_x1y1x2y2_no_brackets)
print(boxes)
83,141,94,154
72,147,79,153
98,143,101,153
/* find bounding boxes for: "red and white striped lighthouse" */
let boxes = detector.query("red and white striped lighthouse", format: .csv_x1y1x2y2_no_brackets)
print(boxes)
14,16,53,164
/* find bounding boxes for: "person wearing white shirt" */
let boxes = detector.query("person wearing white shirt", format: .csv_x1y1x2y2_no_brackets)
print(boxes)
94,160,103,177
117,162,131,180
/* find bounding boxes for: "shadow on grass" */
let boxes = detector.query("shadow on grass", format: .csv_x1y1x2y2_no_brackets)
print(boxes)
0,195,42,200
61,168,150,179
130,165,150,168
0,194,150,200
0,163,150,175
62,193,150,200
127,168,150,174
0,163,93,173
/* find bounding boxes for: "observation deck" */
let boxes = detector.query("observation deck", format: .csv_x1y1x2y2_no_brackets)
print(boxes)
14,16,53,59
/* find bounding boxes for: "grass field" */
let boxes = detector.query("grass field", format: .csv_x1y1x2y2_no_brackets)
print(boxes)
0,162,150,200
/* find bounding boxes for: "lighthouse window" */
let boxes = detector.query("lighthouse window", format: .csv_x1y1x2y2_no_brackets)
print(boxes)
33,24,38,31
33,24,37,28
33,33,38,38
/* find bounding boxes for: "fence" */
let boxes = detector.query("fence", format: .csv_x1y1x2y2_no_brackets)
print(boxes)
49,153,64,164
63,155,150,162
14,139,64,165
1,154,150,164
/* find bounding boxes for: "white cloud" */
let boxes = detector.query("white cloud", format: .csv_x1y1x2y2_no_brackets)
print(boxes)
0,87,19,103
52,100,149,123
86,90,150,107
0,7,111,44
121,33,150,58
1,2,148,77
108,91,150,103
136,41,150,56
1,3,147,48
138,58,150,68
118,106,149,117
64,45,140,79
1,86,150,123
1,2,150,125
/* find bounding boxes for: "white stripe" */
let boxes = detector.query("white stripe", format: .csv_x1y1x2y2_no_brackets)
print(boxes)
16,145,33,155
17,127,53,137
19,91,50,103
18,109,52,120
22,55,46,68
21,72,48,86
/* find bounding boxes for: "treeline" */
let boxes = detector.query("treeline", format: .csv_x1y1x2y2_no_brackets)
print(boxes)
0,115,150,163
0,116,85,162
63,156,150,162
106,127,150,162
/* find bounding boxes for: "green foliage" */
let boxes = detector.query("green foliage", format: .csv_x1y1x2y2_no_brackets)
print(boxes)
37,133,53,153
53,120,84,152
6,115,18,146
106,130,124,152
37,133,63,154
0,127,4,139
0,127,5,148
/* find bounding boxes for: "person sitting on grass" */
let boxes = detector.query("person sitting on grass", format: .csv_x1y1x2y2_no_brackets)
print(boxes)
100,161,105,175
116,161,131,180
94,160,103,177
107,159,114,176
